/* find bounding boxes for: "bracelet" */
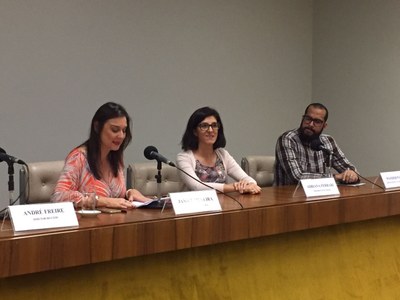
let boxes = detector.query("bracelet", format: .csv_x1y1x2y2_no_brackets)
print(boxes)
125,189,131,199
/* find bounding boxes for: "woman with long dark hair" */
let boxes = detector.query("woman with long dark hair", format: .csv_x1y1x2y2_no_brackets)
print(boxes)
51,102,147,209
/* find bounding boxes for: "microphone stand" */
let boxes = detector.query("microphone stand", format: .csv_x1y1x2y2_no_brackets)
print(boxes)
327,152,332,169
323,150,333,177
155,160,171,213
155,160,162,200
7,162,15,206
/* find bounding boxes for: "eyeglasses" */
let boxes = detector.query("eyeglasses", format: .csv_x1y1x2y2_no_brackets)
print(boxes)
198,122,220,132
302,115,325,127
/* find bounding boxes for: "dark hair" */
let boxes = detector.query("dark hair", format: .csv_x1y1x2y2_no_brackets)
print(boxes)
181,106,226,151
305,102,329,121
82,102,132,180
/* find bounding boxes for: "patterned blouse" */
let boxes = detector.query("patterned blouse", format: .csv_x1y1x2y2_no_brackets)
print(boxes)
195,157,226,183
51,147,126,203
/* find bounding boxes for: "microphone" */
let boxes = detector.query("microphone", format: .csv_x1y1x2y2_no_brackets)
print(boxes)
310,138,332,155
309,139,382,188
0,148,25,165
144,146,176,167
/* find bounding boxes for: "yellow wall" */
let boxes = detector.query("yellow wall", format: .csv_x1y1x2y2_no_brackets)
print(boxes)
2,216,400,299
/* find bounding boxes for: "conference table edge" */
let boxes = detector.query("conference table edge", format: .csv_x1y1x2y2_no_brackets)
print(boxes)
1,185,398,278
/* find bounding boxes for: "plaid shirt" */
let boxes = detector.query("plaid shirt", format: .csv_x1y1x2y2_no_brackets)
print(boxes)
274,128,357,186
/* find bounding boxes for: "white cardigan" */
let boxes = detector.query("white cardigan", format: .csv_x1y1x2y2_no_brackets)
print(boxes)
176,148,256,192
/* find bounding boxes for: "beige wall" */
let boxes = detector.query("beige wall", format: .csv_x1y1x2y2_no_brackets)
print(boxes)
313,0,400,176
0,0,312,207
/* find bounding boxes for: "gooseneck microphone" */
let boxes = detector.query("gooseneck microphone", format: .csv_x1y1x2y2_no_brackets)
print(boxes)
309,139,383,189
0,147,26,165
310,138,333,169
0,148,27,212
144,146,176,167
310,138,332,155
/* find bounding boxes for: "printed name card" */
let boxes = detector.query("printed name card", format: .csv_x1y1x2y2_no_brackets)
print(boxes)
8,202,79,232
169,190,222,215
380,171,400,190
301,177,340,198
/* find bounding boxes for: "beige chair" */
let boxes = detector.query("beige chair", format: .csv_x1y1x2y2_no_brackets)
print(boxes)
241,155,275,187
19,161,64,204
127,162,185,197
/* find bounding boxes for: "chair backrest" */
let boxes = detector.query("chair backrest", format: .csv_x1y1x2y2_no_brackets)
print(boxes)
127,162,185,197
241,155,275,187
19,161,65,204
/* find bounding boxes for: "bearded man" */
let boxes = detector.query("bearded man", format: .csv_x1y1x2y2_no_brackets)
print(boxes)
274,103,359,186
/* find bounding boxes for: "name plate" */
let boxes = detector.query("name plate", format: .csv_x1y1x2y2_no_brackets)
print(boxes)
301,177,340,198
169,190,222,215
8,202,79,232
380,171,400,190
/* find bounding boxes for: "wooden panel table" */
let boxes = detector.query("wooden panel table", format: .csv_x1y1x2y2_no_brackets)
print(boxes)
2,181,400,299
0,184,400,300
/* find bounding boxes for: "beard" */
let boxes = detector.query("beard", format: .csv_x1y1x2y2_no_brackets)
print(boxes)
299,126,322,143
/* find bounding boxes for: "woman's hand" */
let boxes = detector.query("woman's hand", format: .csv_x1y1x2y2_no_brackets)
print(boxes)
112,198,135,209
126,188,149,202
96,196,133,209
243,182,262,194
233,181,261,194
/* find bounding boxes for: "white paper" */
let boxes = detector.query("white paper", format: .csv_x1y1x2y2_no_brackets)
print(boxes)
132,197,171,208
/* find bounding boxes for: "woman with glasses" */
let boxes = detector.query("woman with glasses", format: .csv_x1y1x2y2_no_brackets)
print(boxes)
176,106,261,194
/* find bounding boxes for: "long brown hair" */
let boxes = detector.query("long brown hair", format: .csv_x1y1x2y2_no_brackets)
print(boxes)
82,102,132,179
